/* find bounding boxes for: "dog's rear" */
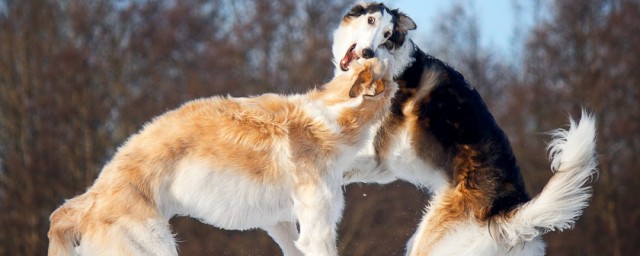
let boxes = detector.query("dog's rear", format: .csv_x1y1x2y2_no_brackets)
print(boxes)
492,112,598,247
48,194,92,256
407,112,598,255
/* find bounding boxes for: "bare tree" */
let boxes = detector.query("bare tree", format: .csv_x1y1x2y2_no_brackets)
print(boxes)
3,0,637,255
508,0,640,255
0,0,349,254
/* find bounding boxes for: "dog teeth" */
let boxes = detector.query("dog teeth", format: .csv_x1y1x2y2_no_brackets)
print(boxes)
340,57,350,71
340,46,359,71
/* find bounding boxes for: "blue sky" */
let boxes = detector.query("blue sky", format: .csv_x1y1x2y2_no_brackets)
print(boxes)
388,0,537,53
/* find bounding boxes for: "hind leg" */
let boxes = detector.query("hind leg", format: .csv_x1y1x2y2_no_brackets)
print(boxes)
79,217,177,256
263,221,303,256
293,180,344,256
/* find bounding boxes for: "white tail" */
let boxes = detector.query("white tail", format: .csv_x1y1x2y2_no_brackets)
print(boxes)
494,111,598,246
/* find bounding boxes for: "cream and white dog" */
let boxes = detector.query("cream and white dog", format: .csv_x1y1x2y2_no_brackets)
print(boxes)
48,55,397,256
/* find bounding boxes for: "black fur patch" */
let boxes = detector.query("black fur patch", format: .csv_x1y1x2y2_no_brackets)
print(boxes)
386,9,410,50
345,3,386,18
397,47,530,218
346,4,366,17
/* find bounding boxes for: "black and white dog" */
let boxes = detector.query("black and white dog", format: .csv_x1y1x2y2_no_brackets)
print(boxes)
333,2,598,255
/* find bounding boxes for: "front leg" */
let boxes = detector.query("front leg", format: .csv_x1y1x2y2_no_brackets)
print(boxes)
263,221,302,256
293,179,344,256
386,156,449,193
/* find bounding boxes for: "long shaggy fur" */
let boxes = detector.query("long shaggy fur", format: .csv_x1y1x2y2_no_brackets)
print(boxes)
492,112,598,246
48,56,397,256
407,112,598,256
332,2,598,256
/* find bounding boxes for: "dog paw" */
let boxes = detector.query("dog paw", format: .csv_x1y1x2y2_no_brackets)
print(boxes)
350,51,394,81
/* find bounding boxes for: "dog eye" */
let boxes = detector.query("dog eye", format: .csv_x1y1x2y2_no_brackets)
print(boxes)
368,17,375,24
384,31,391,38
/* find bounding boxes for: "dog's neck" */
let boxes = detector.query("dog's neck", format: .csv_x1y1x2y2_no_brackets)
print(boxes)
390,39,417,78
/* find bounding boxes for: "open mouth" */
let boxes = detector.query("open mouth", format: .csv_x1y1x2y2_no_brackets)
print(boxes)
340,44,358,71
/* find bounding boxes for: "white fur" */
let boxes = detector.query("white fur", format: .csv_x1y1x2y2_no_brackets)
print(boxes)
333,8,415,78
342,117,448,193
333,5,395,75
77,218,177,256
389,39,415,77
167,160,296,229
385,128,449,192
493,111,598,245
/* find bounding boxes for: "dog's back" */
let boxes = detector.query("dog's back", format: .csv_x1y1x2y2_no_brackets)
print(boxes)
48,188,178,256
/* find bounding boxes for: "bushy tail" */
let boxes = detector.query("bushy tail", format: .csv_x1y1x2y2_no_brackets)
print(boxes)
48,195,92,256
495,111,598,246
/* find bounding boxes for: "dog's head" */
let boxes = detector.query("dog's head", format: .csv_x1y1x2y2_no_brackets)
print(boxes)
317,49,396,107
332,2,416,72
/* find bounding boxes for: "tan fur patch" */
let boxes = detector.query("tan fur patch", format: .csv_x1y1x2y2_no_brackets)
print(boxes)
341,16,353,25
411,143,507,255
372,113,404,164
410,145,506,255
409,187,469,256
453,145,495,220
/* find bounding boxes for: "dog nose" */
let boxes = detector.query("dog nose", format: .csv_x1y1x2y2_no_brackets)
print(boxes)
362,48,375,59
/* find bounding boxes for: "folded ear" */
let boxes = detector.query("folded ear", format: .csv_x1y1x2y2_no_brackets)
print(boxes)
397,12,416,31
349,68,373,98
367,80,386,97
346,4,365,18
